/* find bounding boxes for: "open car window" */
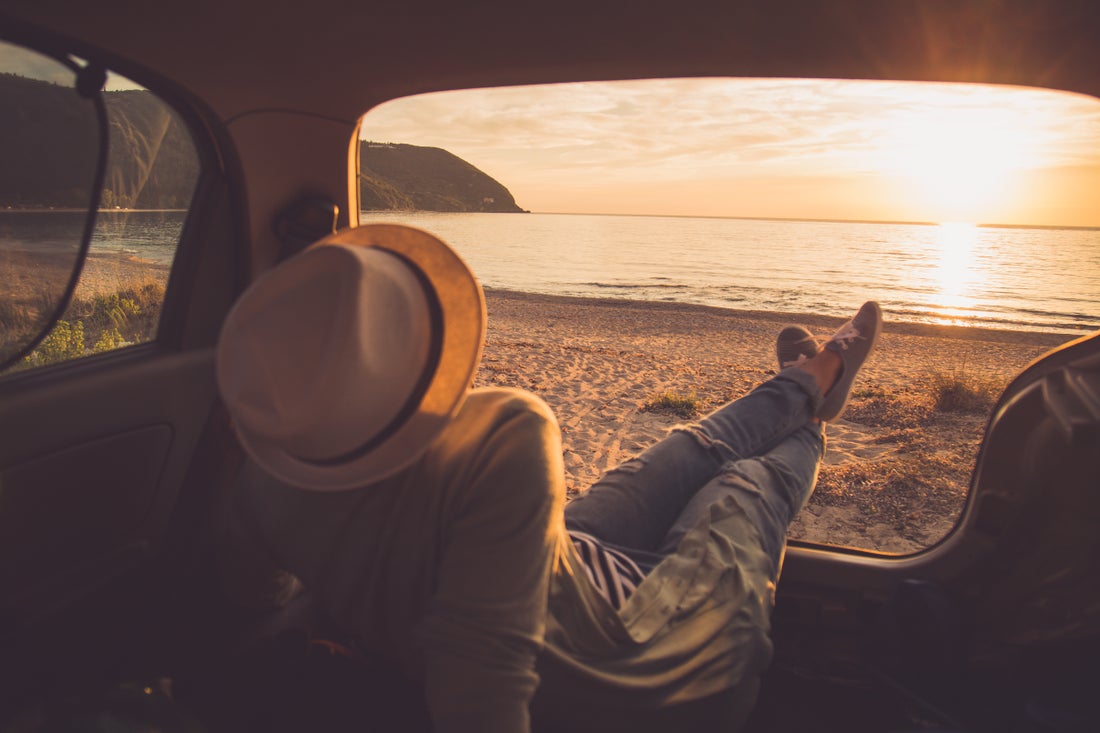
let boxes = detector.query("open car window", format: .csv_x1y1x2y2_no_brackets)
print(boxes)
359,78,1100,555
1,39,199,374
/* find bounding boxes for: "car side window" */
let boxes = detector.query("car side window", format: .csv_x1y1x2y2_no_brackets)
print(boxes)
1,39,199,373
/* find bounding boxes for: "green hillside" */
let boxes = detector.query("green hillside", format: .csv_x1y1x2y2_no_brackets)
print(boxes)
100,89,198,209
2,75,524,213
0,73,104,208
360,142,526,213
0,73,197,209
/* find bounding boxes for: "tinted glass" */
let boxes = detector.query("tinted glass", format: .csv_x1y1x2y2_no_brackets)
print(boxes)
3,63,199,371
0,39,103,366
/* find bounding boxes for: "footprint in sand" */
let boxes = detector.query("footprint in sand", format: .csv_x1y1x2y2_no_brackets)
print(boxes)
823,420,894,464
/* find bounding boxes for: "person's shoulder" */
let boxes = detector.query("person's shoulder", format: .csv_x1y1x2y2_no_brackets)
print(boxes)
465,387,557,423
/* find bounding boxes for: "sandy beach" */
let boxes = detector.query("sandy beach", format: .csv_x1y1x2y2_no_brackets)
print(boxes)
475,288,1073,554
0,247,168,304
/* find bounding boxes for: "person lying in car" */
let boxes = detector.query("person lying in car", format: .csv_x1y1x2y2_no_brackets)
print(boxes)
216,224,881,733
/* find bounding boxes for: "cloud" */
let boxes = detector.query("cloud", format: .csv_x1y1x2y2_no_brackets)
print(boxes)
360,77,1100,224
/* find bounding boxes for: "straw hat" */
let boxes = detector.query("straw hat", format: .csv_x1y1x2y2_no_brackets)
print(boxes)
216,224,485,490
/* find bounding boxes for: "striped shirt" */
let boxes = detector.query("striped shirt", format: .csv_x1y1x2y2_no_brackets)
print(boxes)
568,531,647,610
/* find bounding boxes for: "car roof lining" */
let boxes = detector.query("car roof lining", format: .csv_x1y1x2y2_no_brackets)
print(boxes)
5,1,1100,127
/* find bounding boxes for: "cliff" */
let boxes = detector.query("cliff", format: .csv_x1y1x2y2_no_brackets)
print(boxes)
360,142,526,213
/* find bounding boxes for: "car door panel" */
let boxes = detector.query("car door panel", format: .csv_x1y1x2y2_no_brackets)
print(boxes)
757,332,1100,731
0,348,217,634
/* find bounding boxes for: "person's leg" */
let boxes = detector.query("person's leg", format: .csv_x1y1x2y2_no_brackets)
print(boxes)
656,422,824,569
566,301,881,558
564,367,821,552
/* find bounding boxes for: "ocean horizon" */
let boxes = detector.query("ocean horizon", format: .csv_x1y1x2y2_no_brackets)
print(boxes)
5,209,1097,335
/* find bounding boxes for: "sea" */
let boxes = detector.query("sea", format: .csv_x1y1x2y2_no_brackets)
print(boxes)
362,211,1100,335
4,209,1099,335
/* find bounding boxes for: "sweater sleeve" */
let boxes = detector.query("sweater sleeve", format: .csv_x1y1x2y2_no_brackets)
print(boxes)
217,475,304,611
416,391,567,733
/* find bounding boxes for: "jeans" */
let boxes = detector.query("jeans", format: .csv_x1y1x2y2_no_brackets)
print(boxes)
564,369,825,576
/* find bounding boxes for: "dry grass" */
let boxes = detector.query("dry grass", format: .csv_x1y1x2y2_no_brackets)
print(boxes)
807,372,1000,545
2,246,169,369
813,449,971,540
6,280,167,370
927,369,1004,413
640,389,702,419
843,368,1006,428
844,386,936,428
62,280,165,342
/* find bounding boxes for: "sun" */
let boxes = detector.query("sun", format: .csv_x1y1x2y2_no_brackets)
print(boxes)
880,102,1040,222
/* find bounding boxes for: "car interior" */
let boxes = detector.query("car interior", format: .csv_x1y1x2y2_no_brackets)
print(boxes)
1,1,1098,731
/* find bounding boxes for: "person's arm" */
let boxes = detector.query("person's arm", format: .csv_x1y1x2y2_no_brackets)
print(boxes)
217,482,304,612
417,390,567,733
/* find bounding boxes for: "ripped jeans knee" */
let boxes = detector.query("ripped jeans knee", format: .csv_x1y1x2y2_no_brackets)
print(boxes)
672,423,742,465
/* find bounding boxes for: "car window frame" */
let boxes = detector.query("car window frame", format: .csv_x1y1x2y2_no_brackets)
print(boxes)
0,21,236,382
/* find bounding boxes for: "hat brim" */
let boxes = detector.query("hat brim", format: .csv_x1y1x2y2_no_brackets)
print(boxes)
235,224,486,491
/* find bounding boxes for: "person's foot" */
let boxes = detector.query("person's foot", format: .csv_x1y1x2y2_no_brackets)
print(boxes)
776,325,819,371
816,301,882,421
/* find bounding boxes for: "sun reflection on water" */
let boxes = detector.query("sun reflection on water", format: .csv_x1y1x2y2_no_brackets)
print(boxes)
931,222,982,324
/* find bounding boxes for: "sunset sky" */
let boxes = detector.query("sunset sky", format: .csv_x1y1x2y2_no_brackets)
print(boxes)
8,31,1097,228
360,78,1100,227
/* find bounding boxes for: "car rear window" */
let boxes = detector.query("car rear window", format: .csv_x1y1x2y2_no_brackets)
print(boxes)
358,78,1100,554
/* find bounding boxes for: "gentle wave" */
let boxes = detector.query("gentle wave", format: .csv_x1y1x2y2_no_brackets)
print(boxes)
583,282,693,290
364,210,1100,335
9,209,1093,336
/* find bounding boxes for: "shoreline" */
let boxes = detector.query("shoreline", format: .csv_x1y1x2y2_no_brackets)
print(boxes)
482,286,1076,346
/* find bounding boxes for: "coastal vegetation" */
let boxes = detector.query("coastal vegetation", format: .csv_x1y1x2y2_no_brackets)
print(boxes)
12,281,163,369
813,376,1003,547
0,73,197,209
640,389,701,418
927,369,1002,413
